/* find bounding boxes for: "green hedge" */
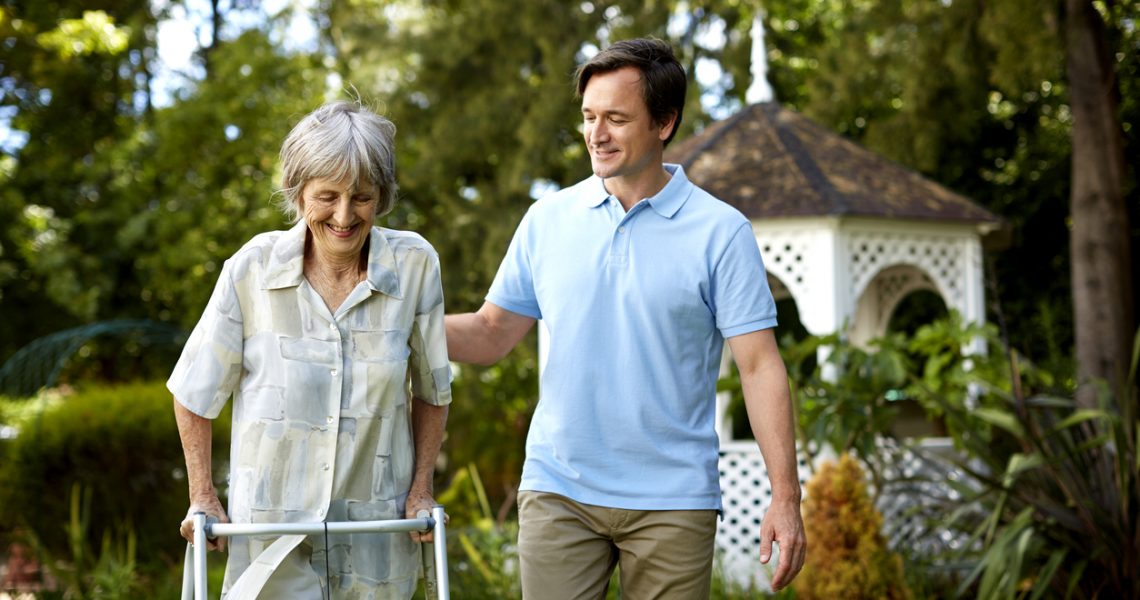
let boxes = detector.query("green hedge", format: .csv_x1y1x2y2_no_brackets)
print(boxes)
0,381,231,572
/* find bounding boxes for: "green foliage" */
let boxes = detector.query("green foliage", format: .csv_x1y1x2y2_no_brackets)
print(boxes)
35,10,130,59
927,331,1140,599
442,351,538,513
0,4,326,363
0,381,231,577
791,331,909,461
759,312,1057,485
794,454,910,600
436,463,522,599
23,483,143,600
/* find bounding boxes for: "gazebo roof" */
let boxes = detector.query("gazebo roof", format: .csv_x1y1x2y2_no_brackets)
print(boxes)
665,102,1000,224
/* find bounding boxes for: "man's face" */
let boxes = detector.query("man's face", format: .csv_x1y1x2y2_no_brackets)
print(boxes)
581,67,674,183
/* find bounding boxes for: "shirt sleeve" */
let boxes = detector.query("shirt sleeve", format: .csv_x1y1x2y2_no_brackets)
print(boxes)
408,249,453,406
167,259,244,419
486,207,542,320
712,222,779,338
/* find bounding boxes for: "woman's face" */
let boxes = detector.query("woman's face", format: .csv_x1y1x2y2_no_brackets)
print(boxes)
299,176,379,264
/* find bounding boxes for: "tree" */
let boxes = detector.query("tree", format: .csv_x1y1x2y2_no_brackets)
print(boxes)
1064,0,1134,404
0,2,156,362
0,3,327,379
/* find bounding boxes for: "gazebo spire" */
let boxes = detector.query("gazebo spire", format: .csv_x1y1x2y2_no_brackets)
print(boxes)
746,11,775,104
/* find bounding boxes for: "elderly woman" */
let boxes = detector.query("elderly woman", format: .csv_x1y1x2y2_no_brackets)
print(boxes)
170,101,450,599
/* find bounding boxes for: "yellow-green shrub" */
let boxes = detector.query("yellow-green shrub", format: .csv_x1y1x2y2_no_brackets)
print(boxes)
794,454,910,600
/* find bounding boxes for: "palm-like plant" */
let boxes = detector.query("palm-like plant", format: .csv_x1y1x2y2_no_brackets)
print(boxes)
926,331,1140,599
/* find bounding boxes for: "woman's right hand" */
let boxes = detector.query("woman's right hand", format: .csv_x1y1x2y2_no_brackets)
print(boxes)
179,495,230,551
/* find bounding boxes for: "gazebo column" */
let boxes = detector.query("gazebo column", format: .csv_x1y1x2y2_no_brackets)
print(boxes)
962,236,988,356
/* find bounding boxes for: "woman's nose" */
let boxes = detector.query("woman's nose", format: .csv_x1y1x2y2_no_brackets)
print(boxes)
333,198,353,223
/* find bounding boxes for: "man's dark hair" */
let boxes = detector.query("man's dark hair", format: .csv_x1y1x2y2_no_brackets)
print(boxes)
575,38,687,146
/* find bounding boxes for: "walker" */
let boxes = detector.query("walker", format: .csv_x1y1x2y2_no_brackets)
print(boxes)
180,506,449,600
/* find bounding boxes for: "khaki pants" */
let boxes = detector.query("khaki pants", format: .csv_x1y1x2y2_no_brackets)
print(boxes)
517,491,717,600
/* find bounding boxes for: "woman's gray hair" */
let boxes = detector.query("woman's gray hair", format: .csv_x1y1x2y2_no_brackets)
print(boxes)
277,101,398,222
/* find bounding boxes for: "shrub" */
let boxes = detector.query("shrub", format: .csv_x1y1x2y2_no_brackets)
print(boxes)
794,454,910,600
0,381,231,580
929,340,1140,599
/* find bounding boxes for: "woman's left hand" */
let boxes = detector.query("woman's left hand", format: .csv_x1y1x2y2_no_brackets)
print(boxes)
405,487,447,543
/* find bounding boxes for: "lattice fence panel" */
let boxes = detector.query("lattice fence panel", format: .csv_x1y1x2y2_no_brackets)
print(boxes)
847,232,967,312
758,231,818,308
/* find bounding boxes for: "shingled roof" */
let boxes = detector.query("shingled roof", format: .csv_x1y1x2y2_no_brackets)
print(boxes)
665,102,1000,224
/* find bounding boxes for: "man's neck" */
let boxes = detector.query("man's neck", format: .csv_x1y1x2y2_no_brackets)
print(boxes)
605,165,672,212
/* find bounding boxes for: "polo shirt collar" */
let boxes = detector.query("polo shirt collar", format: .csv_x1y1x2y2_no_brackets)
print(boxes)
262,221,402,299
582,163,692,219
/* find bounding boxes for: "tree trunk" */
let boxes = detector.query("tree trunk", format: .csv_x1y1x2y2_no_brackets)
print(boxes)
1065,0,1134,406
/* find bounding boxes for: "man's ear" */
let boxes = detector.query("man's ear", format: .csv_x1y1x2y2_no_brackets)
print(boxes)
657,111,679,142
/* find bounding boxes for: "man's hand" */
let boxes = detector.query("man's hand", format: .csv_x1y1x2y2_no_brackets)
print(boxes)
759,497,806,590
179,494,230,552
405,488,447,543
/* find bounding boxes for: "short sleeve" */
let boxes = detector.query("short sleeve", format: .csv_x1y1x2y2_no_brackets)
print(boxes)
486,208,542,319
408,250,453,406
712,223,778,338
167,260,244,419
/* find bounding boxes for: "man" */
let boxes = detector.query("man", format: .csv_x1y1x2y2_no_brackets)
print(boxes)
446,38,805,598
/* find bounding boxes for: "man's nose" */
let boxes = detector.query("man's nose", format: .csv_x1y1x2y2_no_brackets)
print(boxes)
589,121,608,145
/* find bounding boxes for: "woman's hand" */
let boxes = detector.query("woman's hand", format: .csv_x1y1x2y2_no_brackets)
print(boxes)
405,487,447,543
179,494,230,551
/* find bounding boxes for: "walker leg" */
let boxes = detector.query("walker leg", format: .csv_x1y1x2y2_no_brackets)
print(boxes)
193,512,208,600
421,538,438,600
431,506,449,600
182,544,194,600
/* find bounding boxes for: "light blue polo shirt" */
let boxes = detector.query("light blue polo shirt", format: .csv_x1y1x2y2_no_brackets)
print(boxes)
487,164,777,510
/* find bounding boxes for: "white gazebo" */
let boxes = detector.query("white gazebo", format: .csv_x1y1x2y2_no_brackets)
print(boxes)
665,101,1002,589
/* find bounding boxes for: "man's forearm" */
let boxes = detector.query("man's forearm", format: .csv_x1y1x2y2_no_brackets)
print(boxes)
741,360,801,502
445,303,535,365
445,312,500,364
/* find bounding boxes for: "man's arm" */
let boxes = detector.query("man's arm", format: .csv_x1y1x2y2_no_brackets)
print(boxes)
727,328,806,591
174,398,229,551
406,397,449,542
445,302,536,365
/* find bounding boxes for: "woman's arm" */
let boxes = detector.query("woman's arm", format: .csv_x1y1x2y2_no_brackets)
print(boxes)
405,397,449,542
174,398,230,551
